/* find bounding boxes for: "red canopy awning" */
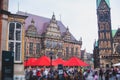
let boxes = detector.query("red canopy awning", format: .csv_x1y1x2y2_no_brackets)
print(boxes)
34,56,51,66
24,57,37,66
52,58,66,66
64,56,89,67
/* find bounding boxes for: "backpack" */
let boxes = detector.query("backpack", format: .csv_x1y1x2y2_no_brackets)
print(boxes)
37,70,41,77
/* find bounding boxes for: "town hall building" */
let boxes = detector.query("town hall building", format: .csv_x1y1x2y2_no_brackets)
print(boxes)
17,11,82,60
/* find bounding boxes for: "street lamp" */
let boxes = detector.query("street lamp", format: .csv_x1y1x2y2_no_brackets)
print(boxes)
49,52,53,71
25,56,29,68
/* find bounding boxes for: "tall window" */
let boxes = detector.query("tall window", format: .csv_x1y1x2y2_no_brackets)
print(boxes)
9,23,15,40
46,40,51,48
29,42,33,54
75,48,78,55
66,47,69,54
36,43,40,54
8,22,22,62
15,43,21,61
71,48,74,56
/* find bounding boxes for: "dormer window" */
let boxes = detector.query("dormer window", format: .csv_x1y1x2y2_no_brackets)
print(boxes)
26,19,38,36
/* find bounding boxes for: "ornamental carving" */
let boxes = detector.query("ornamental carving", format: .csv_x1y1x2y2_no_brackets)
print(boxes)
116,44,120,54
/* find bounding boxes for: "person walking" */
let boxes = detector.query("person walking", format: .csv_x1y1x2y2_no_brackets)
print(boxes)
112,67,117,80
116,68,120,80
32,67,37,80
83,69,88,80
99,68,103,80
25,68,30,80
36,68,41,80
104,68,110,80
93,71,98,80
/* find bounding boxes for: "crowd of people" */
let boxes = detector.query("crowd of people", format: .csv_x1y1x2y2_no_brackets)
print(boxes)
98,66,120,80
24,66,91,80
24,66,120,80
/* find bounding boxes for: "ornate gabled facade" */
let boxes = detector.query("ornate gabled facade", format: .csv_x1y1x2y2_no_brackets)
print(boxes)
96,0,113,67
43,14,64,58
112,29,120,63
17,11,82,60
25,19,41,58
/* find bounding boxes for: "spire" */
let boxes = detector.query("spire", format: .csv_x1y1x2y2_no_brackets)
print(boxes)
97,0,110,8
31,18,35,25
79,37,82,41
94,39,98,47
94,39,96,47
66,26,69,32
50,12,57,23
52,12,56,20
66,26,69,30
79,37,82,45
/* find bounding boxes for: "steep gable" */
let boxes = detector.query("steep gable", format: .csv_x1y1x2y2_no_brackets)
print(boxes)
114,28,120,39
112,30,117,37
17,11,78,42
97,0,110,8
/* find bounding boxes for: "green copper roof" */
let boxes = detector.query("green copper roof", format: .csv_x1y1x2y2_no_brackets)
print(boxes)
97,0,110,8
96,41,98,47
94,40,98,47
112,30,117,37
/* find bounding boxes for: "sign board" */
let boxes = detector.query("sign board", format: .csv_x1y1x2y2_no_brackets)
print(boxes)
58,64,64,75
2,51,14,80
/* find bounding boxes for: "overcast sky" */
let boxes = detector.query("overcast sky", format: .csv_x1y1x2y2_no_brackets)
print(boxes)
9,0,120,53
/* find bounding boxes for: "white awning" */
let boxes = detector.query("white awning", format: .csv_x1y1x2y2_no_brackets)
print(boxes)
113,62,120,66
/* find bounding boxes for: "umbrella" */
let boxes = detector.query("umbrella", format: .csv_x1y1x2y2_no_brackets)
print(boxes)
64,56,89,66
52,58,66,66
34,56,51,66
24,57,37,66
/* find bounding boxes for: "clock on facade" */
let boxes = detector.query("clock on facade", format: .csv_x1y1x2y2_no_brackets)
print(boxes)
116,44,120,53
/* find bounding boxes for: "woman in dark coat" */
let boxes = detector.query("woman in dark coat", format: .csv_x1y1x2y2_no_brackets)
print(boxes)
104,69,110,80
99,68,103,80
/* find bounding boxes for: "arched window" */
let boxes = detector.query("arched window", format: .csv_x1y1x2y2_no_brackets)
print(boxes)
8,22,22,62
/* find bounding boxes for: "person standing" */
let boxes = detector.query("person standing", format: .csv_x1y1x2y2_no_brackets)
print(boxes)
32,67,37,80
112,67,117,80
36,68,41,80
99,68,103,80
93,71,98,80
25,67,30,80
104,68,110,80
116,68,120,80
29,68,33,80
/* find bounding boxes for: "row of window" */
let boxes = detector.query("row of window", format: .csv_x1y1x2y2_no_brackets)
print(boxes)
99,23,110,31
46,40,62,49
66,47,78,55
99,32,111,39
28,42,41,54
